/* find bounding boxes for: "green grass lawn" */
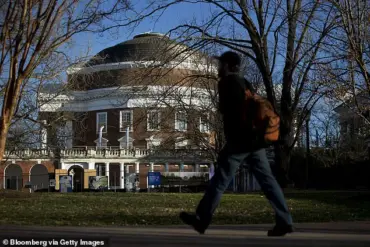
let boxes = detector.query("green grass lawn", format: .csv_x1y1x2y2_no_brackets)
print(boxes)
0,190,369,226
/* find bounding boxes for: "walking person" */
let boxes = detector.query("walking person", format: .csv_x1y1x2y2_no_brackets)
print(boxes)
179,51,294,237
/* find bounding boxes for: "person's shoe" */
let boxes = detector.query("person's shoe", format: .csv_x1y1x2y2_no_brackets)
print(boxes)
179,212,206,234
267,224,294,237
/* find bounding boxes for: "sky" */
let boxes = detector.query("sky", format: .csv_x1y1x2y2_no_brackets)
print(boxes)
68,1,214,61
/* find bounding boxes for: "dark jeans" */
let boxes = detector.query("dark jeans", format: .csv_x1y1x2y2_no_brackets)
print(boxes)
196,147,293,228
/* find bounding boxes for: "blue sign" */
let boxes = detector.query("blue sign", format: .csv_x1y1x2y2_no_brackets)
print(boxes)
148,172,161,186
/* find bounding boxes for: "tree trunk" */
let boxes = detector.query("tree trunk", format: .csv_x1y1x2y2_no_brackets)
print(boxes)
274,105,294,188
274,142,292,188
0,117,11,161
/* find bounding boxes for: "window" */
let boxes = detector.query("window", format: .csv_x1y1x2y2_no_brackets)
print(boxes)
96,112,107,133
199,114,210,133
147,110,160,131
120,110,133,132
95,164,106,176
175,111,187,131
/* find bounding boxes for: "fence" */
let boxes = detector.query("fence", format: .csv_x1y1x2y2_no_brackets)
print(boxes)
0,169,261,193
0,171,210,193
0,173,53,192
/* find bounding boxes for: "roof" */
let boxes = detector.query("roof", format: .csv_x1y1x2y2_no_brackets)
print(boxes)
86,33,192,66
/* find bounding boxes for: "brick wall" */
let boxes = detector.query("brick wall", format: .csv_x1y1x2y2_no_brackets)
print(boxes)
73,107,211,148
0,160,56,190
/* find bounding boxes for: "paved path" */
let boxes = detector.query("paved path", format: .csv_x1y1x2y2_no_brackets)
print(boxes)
1,222,370,247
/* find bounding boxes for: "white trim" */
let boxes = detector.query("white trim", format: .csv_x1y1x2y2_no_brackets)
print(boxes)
119,109,133,132
117,136,135,142
67,60,217,75
199,113,210,133
39,85,216,113
147,110,161,131
64,163,88,171
96,112,107,133
94,137,109,142
175,111,187,132
3,163,22,190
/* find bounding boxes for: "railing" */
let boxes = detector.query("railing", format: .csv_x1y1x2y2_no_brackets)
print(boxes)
3,147,212,161
4,149,52,159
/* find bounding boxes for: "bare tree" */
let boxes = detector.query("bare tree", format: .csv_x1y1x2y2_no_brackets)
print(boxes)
323,0,370,126
109,38,222,161
0,0,142,160
310,98,368,168
137,0,338,186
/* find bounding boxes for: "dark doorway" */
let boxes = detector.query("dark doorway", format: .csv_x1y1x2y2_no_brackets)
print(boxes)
68,166,84,192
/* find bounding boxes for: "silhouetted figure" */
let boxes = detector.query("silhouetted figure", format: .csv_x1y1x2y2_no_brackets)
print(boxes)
179,51,294,237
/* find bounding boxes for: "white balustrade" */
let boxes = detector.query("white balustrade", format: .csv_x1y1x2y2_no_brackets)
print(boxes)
2,147,211,161
4,149,53,159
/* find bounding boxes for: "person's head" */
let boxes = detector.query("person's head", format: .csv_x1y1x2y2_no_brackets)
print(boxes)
214,51,241,78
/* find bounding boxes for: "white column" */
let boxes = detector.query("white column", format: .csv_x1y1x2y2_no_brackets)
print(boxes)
41,120,47,149
195,164,200,172
149,162,154,189
165,163,169,172
120,163,124,189
125,164,130,189
135,162,140,191
88,162,95,170
135,162,140,173
105,162,110,189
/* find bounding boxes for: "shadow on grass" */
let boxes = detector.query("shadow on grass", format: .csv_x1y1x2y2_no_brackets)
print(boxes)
283,191,370,222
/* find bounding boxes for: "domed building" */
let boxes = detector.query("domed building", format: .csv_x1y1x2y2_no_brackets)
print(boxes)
36,32,218,191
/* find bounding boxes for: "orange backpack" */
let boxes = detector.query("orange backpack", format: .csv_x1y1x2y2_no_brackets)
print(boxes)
244,88,280,144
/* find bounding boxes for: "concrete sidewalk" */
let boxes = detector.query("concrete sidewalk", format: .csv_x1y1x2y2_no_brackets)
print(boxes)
1,222,370,247
1,221,370,235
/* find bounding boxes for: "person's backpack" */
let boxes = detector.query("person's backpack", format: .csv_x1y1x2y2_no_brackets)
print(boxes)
243,80,280,144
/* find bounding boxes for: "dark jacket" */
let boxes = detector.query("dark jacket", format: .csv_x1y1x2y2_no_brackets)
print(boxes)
218,74,260,152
